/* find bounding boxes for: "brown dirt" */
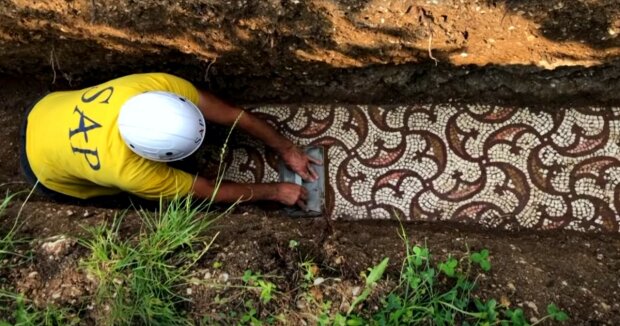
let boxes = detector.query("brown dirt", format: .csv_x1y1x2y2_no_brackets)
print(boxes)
2,199,620,324
1,0,620,324
0,0,619,105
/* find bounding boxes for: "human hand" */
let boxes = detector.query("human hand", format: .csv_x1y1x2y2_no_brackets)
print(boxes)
276,183,309,209
280,145,322,181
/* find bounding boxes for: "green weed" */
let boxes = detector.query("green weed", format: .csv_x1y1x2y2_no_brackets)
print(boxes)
199,269,282,325
80,196,229,325
306,224,569,326
0,191,34,265
80,119,241,325
0,292,80,326
242,270,277,305
0,192,21,262
365,226,569,326
348,257,389,315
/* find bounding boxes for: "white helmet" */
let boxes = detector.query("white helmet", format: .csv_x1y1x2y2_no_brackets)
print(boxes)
118,91,206,162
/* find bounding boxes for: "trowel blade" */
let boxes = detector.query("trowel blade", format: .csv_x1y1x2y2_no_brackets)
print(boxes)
278,146,325,217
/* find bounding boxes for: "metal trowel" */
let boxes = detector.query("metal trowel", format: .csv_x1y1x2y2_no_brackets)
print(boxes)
278,146,326,217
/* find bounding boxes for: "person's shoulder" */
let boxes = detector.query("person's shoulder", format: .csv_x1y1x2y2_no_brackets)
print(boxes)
121,72,187,81
103,72,179,83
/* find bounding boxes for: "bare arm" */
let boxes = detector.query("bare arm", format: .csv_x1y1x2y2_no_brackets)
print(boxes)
197,90,320,180
197,90,291,153
191,176,308,207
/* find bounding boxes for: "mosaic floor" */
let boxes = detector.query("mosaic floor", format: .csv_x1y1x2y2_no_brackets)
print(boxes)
219,104,620,232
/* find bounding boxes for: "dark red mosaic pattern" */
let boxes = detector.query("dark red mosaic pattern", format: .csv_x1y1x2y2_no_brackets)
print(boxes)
221,104,620,232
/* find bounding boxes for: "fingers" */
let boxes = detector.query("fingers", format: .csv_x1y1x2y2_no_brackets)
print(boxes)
296,186,308,210
296,199,307,211
298,170,311,181
299,187,308,201
307,163,319,181
300,155,319,181
308,155,323,165
305,153,321,181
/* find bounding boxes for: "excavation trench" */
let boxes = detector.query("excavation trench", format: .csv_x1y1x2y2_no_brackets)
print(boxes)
1,0,620,323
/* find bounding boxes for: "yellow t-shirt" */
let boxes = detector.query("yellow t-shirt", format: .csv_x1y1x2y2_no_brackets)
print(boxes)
26,73,200,199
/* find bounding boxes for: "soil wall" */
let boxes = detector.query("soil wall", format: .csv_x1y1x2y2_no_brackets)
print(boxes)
1,0,619,104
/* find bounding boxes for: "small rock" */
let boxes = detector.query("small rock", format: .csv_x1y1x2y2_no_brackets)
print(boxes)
313,277,325,286
525,301,539,315
27,271,39,279
561,280,568,286
351,286,361,296
507,282,516,292
51,292,61,299
204,272,212,280
40,235,76,257
596,253,603,261
186,288,193,295
600,302,610,312
530,317,539,324
65,210,74,216
218,273,229,283
500,295,511,307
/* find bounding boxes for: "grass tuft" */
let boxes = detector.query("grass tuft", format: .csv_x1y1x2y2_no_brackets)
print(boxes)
81,196,229,325
0,292,80,326
0,191,33,265
0,192,19,262
81,120,240,325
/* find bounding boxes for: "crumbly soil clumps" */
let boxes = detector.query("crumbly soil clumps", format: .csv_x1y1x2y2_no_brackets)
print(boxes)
1,201,620,324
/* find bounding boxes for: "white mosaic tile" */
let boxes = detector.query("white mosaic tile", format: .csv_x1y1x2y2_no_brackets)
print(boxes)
214,104,620,232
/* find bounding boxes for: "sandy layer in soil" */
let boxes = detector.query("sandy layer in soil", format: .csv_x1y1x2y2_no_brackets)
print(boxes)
0,0,619,104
